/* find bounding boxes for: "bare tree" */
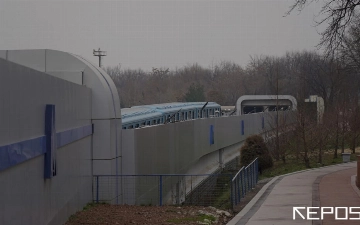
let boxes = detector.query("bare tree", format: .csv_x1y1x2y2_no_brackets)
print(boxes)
340,13,360,68
347,99,360,153
288,0,360,55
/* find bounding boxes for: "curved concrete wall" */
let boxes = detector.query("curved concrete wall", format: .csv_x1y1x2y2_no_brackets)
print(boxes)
235,95,297,115
122,112,286,175
0,49,122,224
119,111,294,205
0,49,122,177
0,58,92,225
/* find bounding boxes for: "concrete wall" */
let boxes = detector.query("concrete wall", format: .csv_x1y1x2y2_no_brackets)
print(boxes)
0,58,93,225
0,49,122,177
0,49,122,205
123,112,280,175
120,111,293,205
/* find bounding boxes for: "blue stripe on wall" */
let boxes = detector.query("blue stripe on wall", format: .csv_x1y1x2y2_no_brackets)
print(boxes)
0,124,93,172
209,125,214,145
0,136,46,171
241,120,244,135
56,124,93,148
44,104,56,179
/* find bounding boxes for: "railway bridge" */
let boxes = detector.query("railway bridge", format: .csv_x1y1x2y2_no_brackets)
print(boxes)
0,49,296,225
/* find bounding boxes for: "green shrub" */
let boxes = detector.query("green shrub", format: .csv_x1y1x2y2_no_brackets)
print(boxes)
240,135,273,172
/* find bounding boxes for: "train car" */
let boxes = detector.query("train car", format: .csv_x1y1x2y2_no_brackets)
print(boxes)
121,102,221,129
121,107,164,129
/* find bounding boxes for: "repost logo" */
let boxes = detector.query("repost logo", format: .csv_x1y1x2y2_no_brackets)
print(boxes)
293,207,360,220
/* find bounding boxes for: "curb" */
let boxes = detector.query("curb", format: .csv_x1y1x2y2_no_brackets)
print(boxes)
226,161,357,225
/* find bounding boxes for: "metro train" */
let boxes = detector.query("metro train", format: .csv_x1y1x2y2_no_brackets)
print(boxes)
121,102,221,129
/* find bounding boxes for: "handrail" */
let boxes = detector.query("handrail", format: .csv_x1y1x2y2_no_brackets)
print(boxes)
231,157,259,209
245,157,258,170
232,166,244,182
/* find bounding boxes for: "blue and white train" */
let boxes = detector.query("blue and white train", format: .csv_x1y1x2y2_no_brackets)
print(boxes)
121,102,221,129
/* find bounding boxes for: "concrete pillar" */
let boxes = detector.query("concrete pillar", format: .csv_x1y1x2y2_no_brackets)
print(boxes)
357,155,360,188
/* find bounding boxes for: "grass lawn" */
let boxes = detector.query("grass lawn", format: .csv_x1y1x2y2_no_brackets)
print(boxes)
259,151,358,179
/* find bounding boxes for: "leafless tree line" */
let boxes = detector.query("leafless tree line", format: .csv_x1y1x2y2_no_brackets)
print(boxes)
107,49,358,109
107,2,360,166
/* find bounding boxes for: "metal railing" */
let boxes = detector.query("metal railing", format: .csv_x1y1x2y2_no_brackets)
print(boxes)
231,158,259,208
93,173,232,206
93,157,259,209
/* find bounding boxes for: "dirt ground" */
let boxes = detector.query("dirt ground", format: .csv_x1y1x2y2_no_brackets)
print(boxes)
66,205,231,225
65,181,268,225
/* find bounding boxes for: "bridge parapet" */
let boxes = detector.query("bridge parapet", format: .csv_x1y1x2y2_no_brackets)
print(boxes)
117,111,295,205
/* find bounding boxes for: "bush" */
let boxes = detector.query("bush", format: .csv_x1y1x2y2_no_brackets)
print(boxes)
240,135,273,172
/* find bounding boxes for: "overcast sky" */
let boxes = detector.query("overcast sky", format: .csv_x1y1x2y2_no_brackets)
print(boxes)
0,0,325,71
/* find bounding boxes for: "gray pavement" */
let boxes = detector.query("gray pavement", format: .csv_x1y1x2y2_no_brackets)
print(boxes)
227,162,358,225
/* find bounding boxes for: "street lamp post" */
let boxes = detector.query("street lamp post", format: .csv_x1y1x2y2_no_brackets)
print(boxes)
93,48,107,67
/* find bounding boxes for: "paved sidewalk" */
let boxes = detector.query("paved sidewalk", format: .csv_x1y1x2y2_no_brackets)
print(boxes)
227,162,359,225
320,167,360,225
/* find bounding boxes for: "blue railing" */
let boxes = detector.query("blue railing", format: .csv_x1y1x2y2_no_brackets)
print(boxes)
93,158,259,208
93,173,232,206
231,158,259,208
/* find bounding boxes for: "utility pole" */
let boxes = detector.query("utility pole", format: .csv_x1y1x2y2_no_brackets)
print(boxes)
93,48,107,67
276,65,281,163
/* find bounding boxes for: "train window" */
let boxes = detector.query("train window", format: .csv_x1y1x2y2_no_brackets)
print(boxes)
157,119,161,124
135,124,139,128
152,120,156,124
185,112,188,120
147,121,151,126
166,115,170,123
123,126,127,129
128,125,134,129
